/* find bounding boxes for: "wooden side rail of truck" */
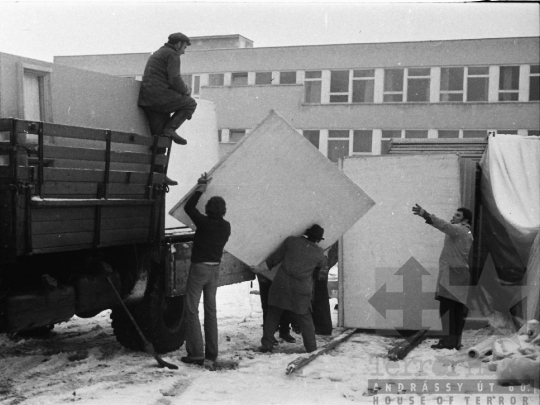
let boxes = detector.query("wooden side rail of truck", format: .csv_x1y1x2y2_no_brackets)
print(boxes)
0,118,253,353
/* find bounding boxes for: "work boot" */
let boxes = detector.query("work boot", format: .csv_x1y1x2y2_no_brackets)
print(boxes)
181,356,204,366
279,332,296,343
162,129,187,145
164,176,178,186
258,345,273,353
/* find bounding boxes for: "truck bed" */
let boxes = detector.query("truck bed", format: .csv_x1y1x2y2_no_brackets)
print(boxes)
0,118,171,261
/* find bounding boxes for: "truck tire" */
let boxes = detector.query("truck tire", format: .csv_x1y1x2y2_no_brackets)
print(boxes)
110,303,145,351
144,269,185,354
110,268,185,353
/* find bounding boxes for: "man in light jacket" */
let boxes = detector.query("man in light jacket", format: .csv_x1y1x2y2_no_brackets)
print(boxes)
413,204,473,350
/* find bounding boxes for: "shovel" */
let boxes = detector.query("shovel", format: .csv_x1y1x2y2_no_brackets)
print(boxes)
105,272,178,370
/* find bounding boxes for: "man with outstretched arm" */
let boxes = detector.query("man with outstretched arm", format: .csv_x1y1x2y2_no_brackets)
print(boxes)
412,204,473,350
181,173,231,366
257,225,328,354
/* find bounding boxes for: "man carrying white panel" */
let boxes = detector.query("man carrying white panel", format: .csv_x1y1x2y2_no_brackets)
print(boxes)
412,204,474,350
257,225,328,354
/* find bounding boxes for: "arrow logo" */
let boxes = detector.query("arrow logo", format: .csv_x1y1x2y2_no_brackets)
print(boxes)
368,257,438,331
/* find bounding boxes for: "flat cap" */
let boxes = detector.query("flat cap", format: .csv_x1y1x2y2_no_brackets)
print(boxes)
168,32,191,45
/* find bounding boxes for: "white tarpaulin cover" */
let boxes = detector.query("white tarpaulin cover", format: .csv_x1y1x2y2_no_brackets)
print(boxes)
169,110,375,266
479,135,540,264
476,135,540,326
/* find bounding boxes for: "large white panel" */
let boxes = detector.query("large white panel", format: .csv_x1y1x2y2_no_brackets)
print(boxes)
165,99,220,227
342,154,461,331
169,110,374,266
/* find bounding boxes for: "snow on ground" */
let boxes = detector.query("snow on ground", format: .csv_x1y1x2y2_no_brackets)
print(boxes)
1,280,538,405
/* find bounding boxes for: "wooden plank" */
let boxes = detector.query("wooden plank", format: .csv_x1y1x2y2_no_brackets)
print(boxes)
30,198,154,207
32,206,95,222
101,227,150,243
33,231,95,249
387,329,429,361
42,145,168,166
42,167,164,184
285,328,357,375
31,205,152,222
101,205,152,219
32,216,150,235
41,182,148,197
15,121,170,149
32,227,149,249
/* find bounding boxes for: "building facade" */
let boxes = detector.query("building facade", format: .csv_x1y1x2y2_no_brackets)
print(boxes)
55,35,540,160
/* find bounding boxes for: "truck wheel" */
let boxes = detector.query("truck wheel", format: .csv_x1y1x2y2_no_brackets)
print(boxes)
110,304,145,351
144,269,185,354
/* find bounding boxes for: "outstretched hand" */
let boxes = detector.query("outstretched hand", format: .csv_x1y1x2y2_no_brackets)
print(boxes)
412,204,426,217
197,172,212,185
195,172,212,193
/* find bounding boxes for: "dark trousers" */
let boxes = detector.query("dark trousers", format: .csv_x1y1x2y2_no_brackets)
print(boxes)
142,96,197,136
438,296,469,348
257,274,292,334
183,263,220,360
312,269,333,335
262,305,317,353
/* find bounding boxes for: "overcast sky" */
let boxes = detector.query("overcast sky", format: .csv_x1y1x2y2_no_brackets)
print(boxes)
0,1,538,62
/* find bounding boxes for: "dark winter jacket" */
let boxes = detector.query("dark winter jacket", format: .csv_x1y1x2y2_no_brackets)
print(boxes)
266,236,328,315
138,43,189,107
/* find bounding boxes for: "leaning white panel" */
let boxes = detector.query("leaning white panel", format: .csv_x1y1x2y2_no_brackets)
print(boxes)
169,110,375,266
342,154,461,331
165,100,220,227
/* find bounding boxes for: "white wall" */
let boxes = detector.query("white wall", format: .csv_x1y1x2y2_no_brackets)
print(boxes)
341,154,461,331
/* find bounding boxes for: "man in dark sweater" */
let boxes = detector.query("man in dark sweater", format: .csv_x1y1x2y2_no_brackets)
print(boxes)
181,173,230,366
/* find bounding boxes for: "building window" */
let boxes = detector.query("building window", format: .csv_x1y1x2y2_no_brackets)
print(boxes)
438,130,460,138
304,71,322,103
255,72,272,85
381,130,402,139
280,71,296,84
463,130,488,138
406,68,431,102
529,130,540,136
353,130,372,153
217,129,222,143
352,70,374,103
466,67,489,102
440,68,464,101
327,130,350,162
330,71,350,103
499,66,520,101
383,68,404,102
303,130,320,148
229,129,246,143
496,130,518,135
20,63,52,122
192,75,200,96
209,74,224,86
529,65,539,101
405,130,428,138
231,72,248,86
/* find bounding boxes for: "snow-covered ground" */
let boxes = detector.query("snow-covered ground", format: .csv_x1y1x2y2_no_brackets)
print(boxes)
1,280,538,405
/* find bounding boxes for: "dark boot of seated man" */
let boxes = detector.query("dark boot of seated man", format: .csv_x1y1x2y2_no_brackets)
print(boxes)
162,110,192,145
